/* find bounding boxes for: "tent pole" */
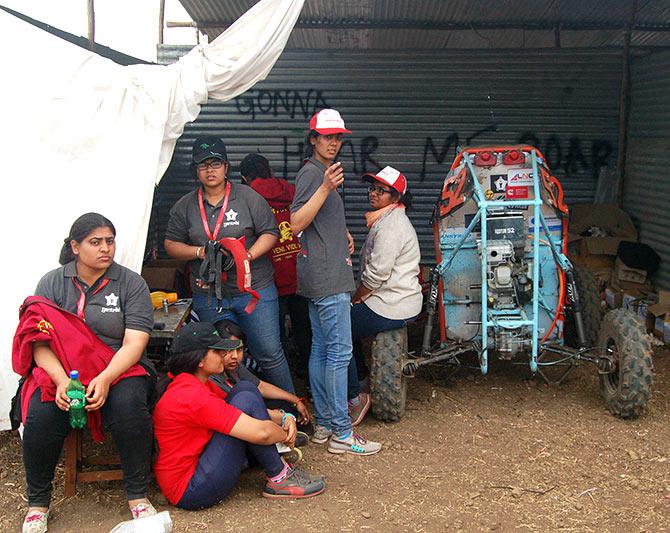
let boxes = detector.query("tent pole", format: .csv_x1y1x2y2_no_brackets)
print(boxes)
87,0,95,50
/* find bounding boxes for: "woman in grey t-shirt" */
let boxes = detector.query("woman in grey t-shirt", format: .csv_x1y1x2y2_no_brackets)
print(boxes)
290,109,381,456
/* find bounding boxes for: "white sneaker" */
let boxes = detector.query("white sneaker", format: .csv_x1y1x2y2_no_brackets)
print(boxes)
327,432,382,456
311,425,333,444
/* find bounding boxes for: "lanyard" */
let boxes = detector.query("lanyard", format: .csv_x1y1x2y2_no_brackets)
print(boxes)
197,182,231,242
71,278,109,320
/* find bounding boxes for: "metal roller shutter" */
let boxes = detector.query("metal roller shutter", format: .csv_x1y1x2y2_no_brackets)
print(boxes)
151,47,622,269
623,50,670,289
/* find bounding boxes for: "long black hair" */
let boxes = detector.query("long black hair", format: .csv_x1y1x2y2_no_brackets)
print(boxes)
165,347,207,376
59,212,116,265
396,190,413,210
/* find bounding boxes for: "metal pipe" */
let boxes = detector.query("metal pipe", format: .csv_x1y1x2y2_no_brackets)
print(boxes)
616,0,639,206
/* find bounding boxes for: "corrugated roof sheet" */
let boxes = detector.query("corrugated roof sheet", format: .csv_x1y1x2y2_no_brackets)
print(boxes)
177,0,670,49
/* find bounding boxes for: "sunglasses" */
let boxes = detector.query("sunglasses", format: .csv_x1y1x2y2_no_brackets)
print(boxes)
368,184,393,195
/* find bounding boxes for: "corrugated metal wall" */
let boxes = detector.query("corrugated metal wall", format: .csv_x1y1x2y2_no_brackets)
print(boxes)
623,49,670,289
151,47,622,268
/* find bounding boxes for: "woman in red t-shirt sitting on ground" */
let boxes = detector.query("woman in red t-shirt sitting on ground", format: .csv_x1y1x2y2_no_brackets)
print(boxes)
152,322,325,510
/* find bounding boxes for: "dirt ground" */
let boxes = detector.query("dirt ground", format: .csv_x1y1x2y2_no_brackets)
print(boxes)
2,345,670,533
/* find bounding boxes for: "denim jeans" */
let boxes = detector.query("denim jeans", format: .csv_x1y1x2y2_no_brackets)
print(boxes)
192,283,295,394
347,303,418,400
23,377,152,506
307,292,353,437
177,381,284,510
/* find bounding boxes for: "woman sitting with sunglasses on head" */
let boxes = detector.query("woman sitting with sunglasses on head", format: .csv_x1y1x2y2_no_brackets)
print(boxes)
346,167,422,426
152,322,325,510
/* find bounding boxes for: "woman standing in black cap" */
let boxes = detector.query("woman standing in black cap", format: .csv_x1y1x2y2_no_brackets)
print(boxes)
164,137,296,397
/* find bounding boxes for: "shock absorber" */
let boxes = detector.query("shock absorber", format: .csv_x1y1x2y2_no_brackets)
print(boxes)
421,267,440,356
565,268,588,347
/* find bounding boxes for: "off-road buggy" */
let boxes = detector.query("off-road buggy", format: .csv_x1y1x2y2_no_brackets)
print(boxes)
370,145,652,421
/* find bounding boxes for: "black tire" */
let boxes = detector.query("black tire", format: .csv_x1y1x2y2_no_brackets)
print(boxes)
370,328,408,422
565,265,602,347
598,309,653,419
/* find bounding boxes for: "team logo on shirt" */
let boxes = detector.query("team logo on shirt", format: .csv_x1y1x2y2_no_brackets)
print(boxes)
36,319,54,335
223,209,240,228
102,292,121,313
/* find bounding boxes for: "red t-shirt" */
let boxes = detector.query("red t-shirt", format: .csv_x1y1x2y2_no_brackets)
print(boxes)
152,373,243,504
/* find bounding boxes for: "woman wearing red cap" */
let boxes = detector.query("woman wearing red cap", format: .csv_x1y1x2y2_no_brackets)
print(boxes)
290,109,381,455
347,166,422,425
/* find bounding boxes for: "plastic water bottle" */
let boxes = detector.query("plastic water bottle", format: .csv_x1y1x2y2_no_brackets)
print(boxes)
109,511,173,532
66,370,87,429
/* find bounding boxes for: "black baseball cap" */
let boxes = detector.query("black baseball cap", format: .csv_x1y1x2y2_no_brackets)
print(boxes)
171,322,242,354
192,136,228,164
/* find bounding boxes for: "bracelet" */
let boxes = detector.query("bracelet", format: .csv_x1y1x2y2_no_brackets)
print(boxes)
195,246,202,259
280,410,296,427
246,250,253,262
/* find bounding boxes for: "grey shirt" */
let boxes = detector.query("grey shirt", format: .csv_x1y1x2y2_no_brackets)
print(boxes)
209,364,260,394
165,182,279,295
34,261,153,352
290,157,355,298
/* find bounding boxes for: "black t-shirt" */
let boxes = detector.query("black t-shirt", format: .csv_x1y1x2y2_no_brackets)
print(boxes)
165,182,279,295
34,261,153,352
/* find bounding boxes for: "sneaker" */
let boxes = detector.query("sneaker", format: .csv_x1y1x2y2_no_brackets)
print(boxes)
348,392,371,427
263,466,326,499
295,430,309,448
131,501,157,520
22,510,48,533
311,425,332,444
328,432,382,456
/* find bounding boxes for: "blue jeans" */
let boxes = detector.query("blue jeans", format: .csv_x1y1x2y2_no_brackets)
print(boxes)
177,381,284,510
192,283,295,394
307,292,353,437
347,303,417,400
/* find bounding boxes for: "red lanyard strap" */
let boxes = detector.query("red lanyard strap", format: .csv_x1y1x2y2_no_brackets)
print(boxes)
197,182,231,242
71,278,109,320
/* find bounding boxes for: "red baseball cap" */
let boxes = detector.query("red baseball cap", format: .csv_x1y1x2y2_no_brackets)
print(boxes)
309,109,352,135
362,166,408,195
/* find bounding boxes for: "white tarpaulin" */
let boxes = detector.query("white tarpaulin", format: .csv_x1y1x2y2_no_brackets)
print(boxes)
0,0,304,430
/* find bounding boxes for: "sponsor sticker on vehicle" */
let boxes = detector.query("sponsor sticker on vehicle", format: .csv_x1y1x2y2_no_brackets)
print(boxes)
490,174,507,193
506,186,529,199
507,169,534,187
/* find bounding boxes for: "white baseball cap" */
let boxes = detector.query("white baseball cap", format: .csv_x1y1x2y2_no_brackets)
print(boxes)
309,109,352,135
362,166,408,195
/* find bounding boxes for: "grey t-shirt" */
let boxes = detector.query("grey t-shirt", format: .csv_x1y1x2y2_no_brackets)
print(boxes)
165,182,279,295
34,261,153,352
209,364,261,394
290,157,355,299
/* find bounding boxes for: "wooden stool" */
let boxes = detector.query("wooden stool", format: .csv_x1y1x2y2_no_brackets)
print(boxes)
64,429,124,497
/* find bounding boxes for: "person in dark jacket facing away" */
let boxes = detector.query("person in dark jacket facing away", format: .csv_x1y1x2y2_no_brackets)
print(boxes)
239,153,312,381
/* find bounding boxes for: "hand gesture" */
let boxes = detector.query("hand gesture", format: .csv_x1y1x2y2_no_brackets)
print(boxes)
85,374,111,411
323,162,344,191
